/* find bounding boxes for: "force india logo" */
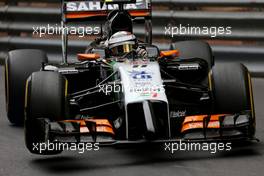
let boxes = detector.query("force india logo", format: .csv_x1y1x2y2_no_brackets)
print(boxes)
66,0,148,12
129,70,152,80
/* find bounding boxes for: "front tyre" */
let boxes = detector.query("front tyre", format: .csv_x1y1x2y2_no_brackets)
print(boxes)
25,71,68,155
211,63,255,136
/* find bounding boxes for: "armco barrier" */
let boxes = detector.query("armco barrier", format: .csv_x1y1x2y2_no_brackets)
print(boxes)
0,0,264,75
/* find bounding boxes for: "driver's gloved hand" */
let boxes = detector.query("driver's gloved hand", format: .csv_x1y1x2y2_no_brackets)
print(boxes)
136,47,148,58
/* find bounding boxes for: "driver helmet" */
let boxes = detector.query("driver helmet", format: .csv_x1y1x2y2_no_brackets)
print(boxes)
107,31,137,56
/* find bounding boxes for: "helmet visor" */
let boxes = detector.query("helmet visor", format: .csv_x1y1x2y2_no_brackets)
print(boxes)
110,42,134,56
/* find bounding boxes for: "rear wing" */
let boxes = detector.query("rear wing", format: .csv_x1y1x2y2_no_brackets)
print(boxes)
62,0,152,21
60,0,152,64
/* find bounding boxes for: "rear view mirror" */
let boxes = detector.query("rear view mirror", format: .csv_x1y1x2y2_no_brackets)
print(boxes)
77,53,101,61
160,50,179,58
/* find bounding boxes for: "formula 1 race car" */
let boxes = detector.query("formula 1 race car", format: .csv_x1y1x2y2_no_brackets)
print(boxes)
4,0,256,155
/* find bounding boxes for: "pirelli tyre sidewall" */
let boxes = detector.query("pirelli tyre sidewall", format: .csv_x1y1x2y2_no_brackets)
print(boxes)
5,49,47,125
25,71,68,155
210,62,255,136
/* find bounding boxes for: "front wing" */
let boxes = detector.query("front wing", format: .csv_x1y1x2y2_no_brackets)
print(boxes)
42,111,256,145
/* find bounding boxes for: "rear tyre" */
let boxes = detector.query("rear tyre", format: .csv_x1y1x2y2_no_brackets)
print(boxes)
25,71,68,154
5,49,47,125
171,40,214,68
211,63,255,136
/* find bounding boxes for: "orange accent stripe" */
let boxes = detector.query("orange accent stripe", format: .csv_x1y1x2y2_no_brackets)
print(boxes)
65,10,150,19
181,114,227,133
66,12,107,19
63,119,115,135
183,114,226,124
181,121,220,132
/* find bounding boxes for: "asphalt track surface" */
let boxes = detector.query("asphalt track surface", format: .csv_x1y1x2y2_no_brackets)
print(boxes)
0,65,264,176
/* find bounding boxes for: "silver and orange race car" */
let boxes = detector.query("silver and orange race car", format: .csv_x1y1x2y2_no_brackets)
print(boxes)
4,0,256,155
